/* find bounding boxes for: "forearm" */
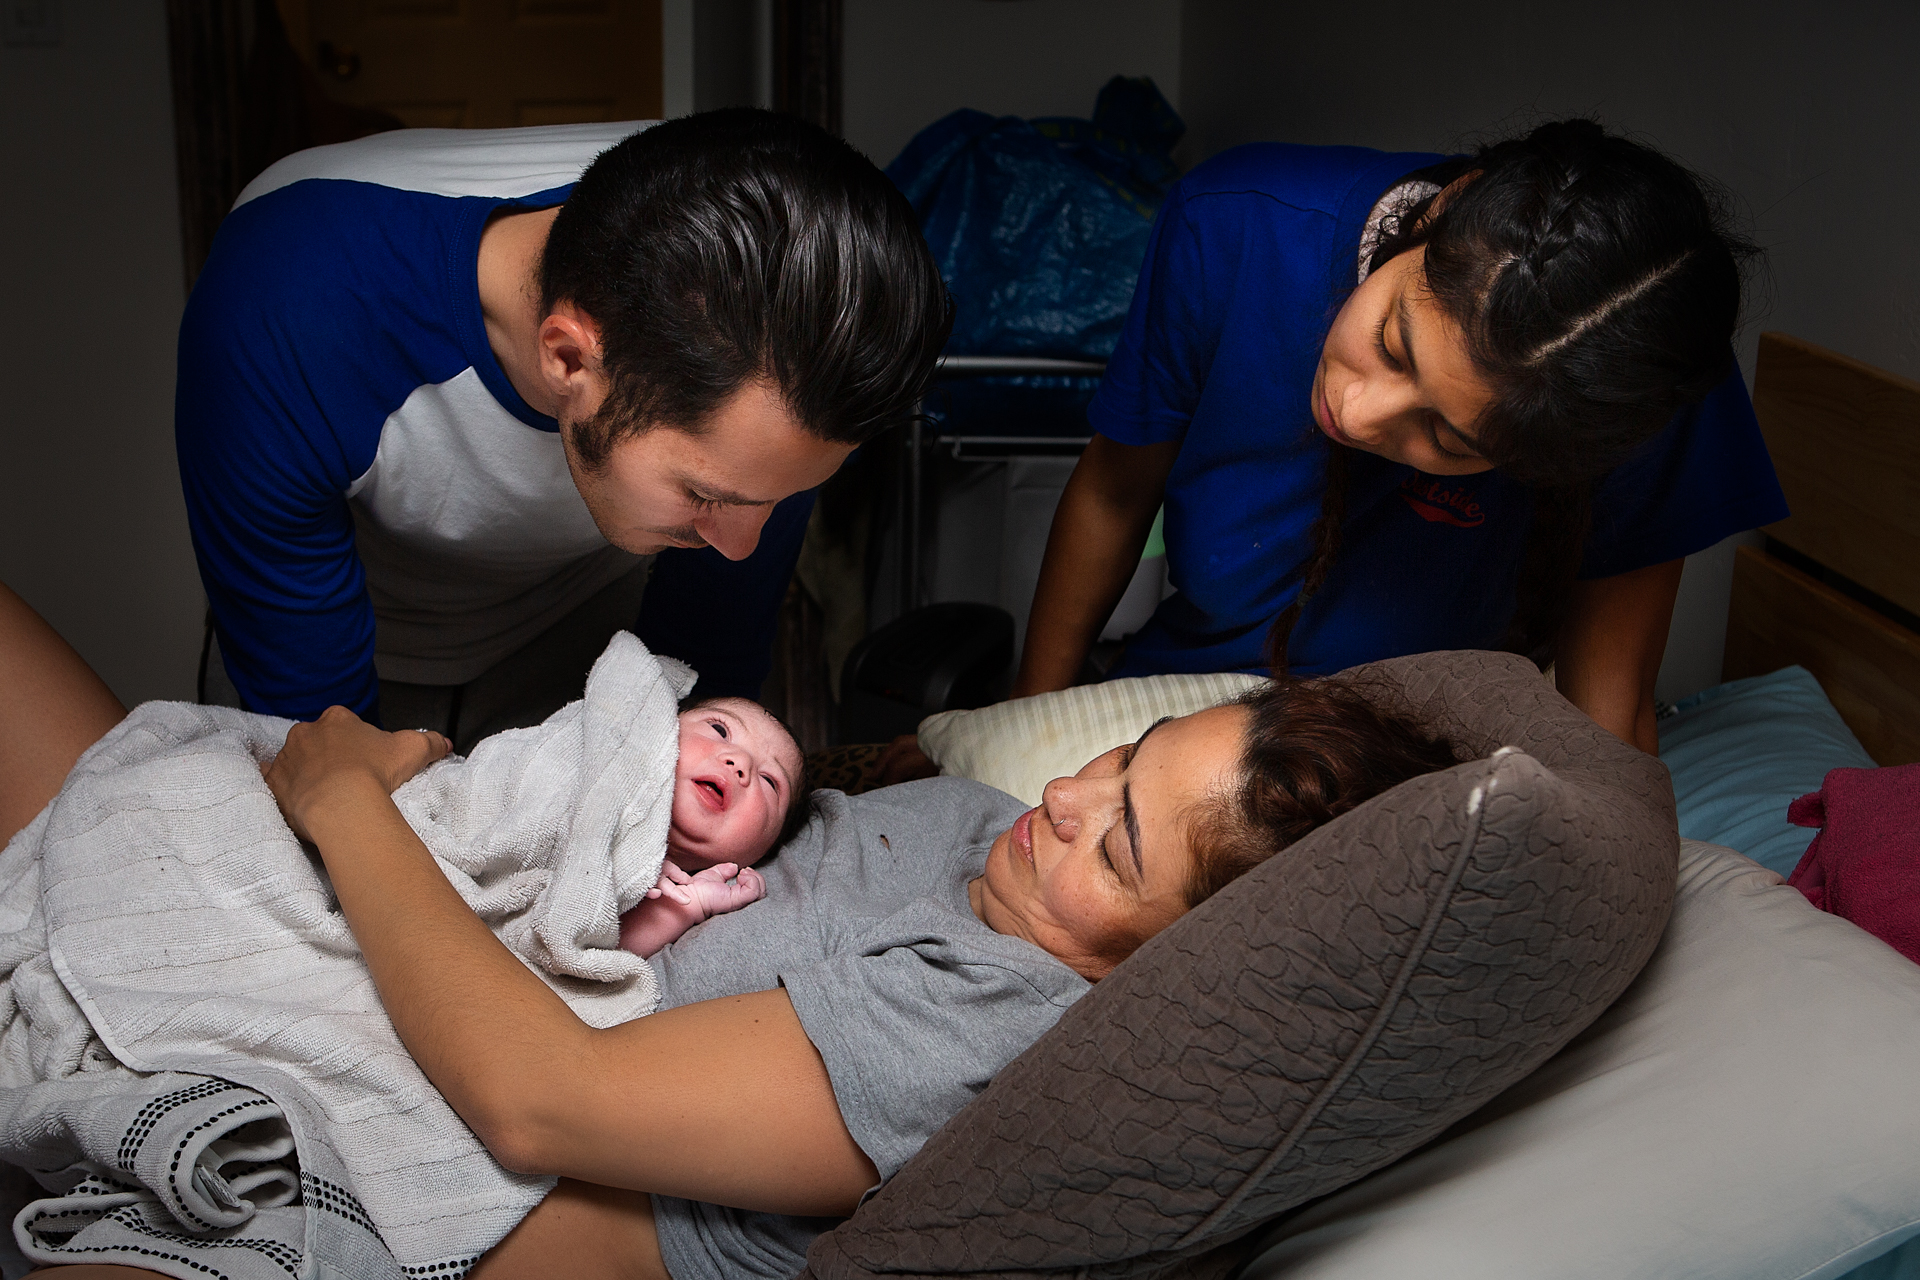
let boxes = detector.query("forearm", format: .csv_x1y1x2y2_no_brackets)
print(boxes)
300,775,874,1214
1554,559,1685,755
300,776,593,1155
1013,436,1178,697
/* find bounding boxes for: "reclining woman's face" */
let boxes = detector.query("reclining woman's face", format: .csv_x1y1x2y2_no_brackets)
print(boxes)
968,705,1248,980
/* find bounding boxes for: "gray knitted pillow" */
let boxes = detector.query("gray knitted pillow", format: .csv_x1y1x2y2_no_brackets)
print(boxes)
801,649,1677,1280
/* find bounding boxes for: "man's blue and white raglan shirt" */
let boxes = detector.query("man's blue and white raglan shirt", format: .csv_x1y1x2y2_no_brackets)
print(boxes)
177,122,810,720
1090,142,1790,678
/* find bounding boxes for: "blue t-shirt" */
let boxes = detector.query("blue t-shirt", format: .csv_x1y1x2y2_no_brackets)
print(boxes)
176,123,809,720
1089,142,1790,677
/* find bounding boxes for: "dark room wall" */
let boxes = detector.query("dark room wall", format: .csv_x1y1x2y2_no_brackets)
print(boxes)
0,3,202,706
842,0,1182,169
1178,0,1919,698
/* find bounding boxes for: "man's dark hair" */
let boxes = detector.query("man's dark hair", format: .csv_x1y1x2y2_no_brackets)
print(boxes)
540,109,953,468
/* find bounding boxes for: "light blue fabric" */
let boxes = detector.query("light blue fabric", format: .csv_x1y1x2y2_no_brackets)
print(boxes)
1658,666,1876,878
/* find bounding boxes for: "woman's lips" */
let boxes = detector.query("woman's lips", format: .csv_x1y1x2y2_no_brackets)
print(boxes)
1316,387,1354,446
1012,808,1037,867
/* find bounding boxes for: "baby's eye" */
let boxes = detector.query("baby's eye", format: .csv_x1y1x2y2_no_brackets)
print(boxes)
761,772,778,793
708,719,729,738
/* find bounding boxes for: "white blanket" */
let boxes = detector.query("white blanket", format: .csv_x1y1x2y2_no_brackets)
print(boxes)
0,633,690,1279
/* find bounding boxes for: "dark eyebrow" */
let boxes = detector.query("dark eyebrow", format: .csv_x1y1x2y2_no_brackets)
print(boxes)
682,478,768,507
1396,293,1421,382
1119,716,1169,883
1121,782,1144,883
1399,294,1486,453
1133,716,1171,752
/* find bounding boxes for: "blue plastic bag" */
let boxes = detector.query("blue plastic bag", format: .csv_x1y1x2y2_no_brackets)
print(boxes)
886,77,1185,435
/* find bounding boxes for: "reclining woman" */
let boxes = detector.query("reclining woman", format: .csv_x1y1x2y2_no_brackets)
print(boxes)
0,583,1461,1280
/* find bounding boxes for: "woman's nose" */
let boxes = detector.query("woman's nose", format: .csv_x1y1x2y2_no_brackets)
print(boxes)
1346,379,1419,446
1041,774,1113,846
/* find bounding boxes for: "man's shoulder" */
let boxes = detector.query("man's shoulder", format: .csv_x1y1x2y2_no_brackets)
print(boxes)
234,120,655,209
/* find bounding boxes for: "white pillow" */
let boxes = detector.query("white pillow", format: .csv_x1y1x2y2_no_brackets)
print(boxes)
916,672,1265,805
1242,840,1920,1280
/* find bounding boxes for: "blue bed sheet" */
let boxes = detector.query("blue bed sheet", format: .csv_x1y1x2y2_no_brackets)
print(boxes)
1658,665,1876,878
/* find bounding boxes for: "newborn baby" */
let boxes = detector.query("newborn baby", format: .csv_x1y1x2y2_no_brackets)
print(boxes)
617,696,807,958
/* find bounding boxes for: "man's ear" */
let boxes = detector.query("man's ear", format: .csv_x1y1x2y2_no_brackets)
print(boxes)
537,300,607,409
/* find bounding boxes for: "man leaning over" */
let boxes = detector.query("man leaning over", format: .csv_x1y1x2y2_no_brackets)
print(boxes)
176,109,948,741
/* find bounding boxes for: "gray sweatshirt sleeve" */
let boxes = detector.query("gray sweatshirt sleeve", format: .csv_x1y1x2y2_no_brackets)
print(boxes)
780,900,1089,1182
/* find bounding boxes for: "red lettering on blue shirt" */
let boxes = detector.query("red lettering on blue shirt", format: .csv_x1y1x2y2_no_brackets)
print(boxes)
1399,476,1486,528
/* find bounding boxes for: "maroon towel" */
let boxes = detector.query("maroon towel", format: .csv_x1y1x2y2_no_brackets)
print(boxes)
1787,763,1920,965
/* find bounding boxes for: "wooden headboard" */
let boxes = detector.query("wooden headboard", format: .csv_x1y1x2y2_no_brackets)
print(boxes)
1722,332,1920,765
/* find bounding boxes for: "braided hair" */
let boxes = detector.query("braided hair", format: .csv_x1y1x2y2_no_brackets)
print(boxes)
1268,119,1757,669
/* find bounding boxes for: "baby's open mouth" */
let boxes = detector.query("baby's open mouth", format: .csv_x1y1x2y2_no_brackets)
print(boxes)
693,778,727,810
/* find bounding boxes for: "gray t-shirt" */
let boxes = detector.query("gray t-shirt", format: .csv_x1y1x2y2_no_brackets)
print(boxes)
648,777,1089,1280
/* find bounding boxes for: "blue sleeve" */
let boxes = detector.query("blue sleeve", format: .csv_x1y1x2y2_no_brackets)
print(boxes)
1580,362,1791,579
635,488,816,700
175,223,381,722
1085,184,1219,447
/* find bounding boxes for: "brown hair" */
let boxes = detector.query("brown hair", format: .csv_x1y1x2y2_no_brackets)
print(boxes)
1182,677,1466,908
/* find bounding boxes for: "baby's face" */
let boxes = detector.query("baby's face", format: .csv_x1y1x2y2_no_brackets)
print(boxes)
668,698,803,870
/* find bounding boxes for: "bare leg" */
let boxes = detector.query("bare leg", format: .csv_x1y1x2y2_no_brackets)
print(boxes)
470,1178,669,1280
0,583,127,846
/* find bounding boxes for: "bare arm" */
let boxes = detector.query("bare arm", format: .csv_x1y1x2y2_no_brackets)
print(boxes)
1553,559,1685,756
266,710,878,1217
1012,435,1181,697
0,583,127,846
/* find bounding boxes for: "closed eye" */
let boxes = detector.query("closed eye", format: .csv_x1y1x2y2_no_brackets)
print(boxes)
1429,420,1474,459
1373,312,1402,372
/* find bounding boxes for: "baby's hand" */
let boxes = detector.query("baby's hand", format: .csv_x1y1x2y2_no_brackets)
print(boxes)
619,863,766,958
681,863,766,917
644,859,698,905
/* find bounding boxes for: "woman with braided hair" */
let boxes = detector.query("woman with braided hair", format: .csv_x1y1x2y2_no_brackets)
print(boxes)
1014,118,1787,754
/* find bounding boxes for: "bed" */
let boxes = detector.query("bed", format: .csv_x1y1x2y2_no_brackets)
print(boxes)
1234,330,1920,1280
889,331,1920,1280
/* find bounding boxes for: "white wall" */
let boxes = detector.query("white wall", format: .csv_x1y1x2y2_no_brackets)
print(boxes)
0,2,202,706
1179,0,1920,699
842,0,1182,167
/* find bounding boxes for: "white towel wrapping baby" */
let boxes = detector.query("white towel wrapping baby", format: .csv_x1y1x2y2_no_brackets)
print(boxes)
0,633,691,1279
